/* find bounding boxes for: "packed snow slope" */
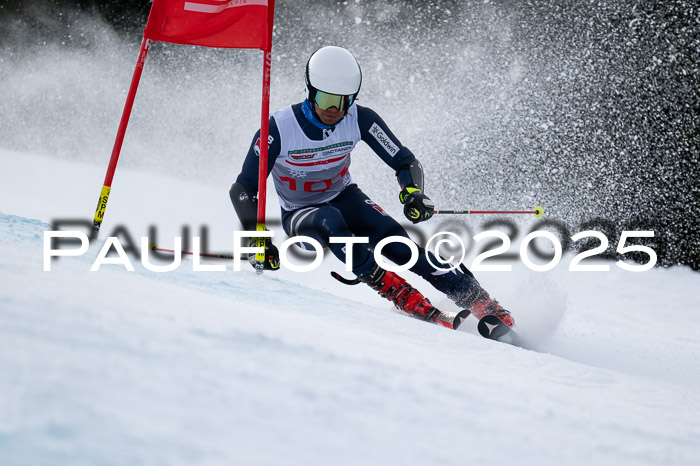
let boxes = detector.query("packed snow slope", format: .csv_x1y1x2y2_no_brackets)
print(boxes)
1,150,699,466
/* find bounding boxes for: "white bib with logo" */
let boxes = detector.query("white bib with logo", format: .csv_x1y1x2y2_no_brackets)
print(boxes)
271,104,361,210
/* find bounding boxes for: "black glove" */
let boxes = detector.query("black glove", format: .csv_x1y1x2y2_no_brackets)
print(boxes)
400,187,435,224
247,237,280,270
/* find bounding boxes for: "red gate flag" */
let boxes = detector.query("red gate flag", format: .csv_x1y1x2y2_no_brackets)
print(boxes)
92,0,276,246
145,0,271,49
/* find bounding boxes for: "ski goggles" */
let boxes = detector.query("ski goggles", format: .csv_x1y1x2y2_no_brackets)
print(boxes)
314,90,355,111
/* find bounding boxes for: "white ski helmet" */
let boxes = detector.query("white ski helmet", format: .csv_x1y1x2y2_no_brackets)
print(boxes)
305,46,362,111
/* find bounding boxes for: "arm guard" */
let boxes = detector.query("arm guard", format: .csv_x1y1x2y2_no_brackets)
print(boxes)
229,182,258,230
395,159,425,191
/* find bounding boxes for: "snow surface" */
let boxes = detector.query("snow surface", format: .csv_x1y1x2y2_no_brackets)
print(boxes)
1,150,699,466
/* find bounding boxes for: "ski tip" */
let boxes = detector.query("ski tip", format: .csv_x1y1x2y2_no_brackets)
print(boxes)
451,309,471,330
477,315,514,341
330,271,361,285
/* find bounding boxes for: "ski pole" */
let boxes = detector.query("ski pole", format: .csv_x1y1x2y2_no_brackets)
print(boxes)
148,243,234,260
434,206,545,218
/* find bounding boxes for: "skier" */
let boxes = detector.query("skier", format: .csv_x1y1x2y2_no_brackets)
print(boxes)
229,46,514,327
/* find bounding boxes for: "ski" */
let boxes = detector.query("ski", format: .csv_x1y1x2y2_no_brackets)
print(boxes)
387,307,471,330
477,315,521,345
329,270,468,331
430,308,471,330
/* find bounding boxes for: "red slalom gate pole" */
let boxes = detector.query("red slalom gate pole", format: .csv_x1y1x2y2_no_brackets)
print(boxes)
254,0,276,274
91,37,152,239
434,206,545,218
255,49,272,230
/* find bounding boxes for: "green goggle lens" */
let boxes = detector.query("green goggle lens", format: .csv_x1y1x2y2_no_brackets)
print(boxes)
314,90,354,111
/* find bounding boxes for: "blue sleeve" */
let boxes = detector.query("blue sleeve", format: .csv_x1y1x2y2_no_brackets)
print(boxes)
357,105,416,168
357,105,418,189
235,117,282,194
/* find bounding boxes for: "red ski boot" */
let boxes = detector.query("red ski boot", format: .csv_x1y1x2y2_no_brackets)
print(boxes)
469,288,515,327
361,267,440,321
452,277,515,327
